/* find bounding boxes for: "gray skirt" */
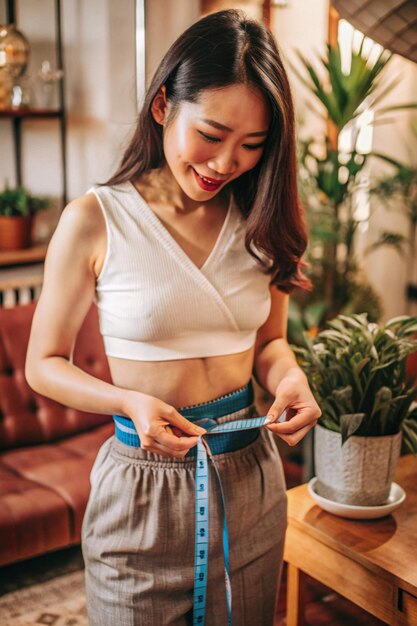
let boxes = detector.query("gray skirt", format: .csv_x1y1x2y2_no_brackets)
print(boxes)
81,400,288,626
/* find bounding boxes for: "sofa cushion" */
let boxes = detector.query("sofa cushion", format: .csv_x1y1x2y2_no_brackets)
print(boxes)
0,464,71,565
0,302,113,451
0,422,114,565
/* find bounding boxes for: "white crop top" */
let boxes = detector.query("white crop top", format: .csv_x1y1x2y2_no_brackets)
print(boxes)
88,181,272,361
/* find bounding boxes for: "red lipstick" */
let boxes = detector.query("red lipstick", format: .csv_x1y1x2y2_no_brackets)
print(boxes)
192,167,224,191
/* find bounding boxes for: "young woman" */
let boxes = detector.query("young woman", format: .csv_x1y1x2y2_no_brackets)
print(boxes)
25,9,321,626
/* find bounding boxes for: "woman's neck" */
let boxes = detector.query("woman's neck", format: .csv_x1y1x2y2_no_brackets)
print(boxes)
133,163,229,215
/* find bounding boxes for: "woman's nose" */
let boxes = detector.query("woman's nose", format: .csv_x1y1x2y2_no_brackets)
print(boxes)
207,150,237,177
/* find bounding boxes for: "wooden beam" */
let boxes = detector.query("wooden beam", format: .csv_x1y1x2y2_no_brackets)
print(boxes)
327,4,339,150
263,0,271,27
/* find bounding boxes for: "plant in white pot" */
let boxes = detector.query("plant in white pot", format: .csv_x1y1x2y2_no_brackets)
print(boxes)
292,313,417,506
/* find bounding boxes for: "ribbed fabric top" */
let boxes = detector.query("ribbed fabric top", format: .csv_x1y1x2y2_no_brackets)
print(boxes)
88,181,272,361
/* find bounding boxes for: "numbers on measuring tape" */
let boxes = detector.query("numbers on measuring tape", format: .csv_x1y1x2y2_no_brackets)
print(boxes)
192,415,274,626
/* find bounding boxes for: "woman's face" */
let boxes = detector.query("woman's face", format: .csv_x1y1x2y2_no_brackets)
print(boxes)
155,83,271,201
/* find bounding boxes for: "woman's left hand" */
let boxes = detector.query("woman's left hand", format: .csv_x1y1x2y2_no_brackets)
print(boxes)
264,367,321,446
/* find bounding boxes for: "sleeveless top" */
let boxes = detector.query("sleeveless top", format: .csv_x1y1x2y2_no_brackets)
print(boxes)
87,181,272,361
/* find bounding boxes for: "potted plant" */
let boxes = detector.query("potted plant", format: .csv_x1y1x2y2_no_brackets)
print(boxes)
0,184,50,250
292,313,417,506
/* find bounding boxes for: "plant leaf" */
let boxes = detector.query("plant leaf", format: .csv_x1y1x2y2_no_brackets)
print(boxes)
341,413,366,444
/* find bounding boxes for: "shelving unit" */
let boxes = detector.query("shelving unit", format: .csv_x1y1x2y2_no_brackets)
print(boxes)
0,0,66,268
0,243,48,267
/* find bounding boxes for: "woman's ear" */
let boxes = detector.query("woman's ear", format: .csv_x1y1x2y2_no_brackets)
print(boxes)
151,84,169,126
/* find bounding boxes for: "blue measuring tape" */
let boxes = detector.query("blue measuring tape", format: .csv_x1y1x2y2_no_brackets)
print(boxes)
113,384,286,626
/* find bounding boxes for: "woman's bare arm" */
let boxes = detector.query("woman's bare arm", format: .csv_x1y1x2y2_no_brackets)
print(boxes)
253,286,300,394
25,194,131,416
253,285,321,445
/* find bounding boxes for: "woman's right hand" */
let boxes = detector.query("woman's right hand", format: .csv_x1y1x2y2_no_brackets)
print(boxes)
123,391,207,459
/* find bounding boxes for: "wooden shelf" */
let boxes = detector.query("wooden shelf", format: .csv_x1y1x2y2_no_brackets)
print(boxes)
0,243,48,267
0,108,63,119
3,0,67,215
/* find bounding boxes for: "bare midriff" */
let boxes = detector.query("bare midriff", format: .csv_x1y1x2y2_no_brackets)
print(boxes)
107,347,255,409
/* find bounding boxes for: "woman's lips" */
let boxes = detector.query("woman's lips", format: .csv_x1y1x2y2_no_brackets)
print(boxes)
191,167,223,191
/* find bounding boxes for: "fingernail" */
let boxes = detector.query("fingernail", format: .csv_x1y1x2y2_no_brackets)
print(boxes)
264,415,275,424
277,410,287,423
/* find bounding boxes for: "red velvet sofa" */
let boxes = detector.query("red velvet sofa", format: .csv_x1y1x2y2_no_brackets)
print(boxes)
0,301,114,566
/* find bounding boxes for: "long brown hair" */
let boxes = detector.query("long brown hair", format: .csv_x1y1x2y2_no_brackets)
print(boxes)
105,9,311,293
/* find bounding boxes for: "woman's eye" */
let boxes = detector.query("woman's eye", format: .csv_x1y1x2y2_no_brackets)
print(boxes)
198,131,220,143
198,131,264,151
243,143,265,151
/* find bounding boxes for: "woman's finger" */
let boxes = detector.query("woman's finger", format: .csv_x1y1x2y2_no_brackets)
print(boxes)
155,427,201,452
276,420,318,447
145,438,191,459
264,390,293,424
167,409,207,436
265,408,317,435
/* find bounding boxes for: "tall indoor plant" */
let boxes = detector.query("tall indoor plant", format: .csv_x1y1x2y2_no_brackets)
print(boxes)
289,37,417,343
292,313,417,505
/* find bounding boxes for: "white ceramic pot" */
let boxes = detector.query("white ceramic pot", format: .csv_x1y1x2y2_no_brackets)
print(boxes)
314,423,402,506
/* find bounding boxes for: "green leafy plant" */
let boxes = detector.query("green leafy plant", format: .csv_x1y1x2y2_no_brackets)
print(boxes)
289,37,417,340
0,185,50,217
293,39,399,133
292,313,417,453
288,272,383,345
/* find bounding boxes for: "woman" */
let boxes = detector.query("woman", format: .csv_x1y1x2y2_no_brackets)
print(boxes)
25,8,321,626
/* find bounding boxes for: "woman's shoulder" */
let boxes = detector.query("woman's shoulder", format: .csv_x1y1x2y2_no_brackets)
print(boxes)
60,191,106,237
55,192,107,279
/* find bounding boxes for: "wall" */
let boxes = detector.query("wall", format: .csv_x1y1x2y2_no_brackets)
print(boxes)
144,0,200,87
270,0,330,141
365,54,417,318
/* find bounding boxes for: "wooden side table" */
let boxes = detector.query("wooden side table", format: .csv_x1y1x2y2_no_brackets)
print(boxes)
283,454,417,625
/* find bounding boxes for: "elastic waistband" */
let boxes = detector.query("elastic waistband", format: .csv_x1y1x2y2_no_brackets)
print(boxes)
112,379,258,456
177,379,254,421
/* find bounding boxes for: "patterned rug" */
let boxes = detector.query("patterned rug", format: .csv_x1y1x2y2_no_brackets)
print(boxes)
0,547,87,626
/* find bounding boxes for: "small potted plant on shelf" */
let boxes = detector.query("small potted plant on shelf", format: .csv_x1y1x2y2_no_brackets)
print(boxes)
0,184,50,251
292,313,417,506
